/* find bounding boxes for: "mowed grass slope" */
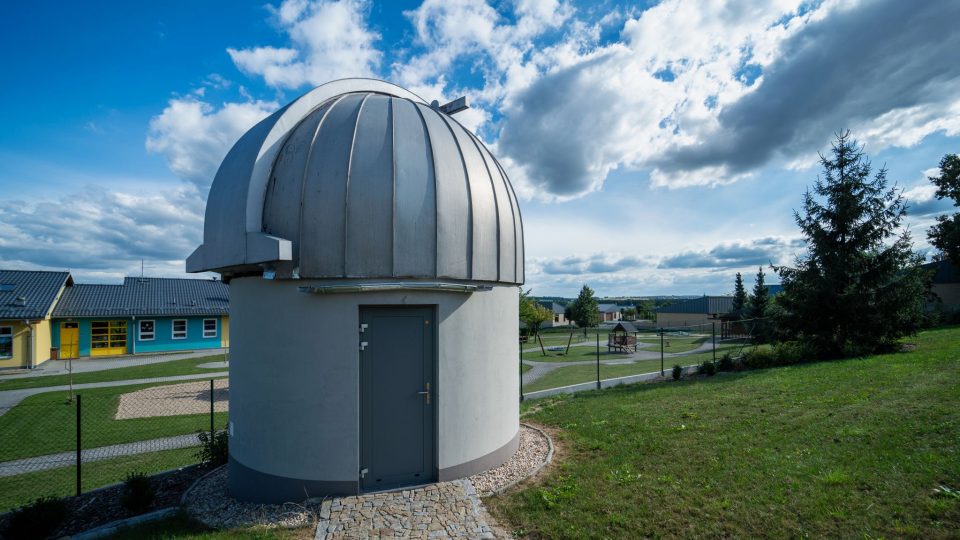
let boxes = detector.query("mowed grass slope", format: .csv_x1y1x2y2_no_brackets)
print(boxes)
493,326,960,539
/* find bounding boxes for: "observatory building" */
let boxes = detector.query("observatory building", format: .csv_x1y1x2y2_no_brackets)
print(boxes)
187,79,524,503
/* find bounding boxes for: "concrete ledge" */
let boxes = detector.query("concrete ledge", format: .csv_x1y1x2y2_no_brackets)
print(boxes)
228,455,359,503
70,507,178,539
438,428,520,482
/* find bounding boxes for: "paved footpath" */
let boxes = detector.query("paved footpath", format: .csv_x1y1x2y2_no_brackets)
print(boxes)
0,349,228,380
0,372,228,416
0,433,202,478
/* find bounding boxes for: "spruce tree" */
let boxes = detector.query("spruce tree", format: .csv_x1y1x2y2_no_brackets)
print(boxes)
776,131,928,358
927,153,960,263
732,272,748,316
748,267,769,319
570,284,600,335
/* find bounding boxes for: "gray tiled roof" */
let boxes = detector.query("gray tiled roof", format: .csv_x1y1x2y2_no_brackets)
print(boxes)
924,260,960,284
654,296,734,315
0,270,72,320
598,303,621,313
537,301,566,314
53,277,229,318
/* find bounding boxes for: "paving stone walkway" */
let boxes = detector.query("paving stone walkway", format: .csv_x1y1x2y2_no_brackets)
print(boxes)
316,480,496,539
0,433,202,478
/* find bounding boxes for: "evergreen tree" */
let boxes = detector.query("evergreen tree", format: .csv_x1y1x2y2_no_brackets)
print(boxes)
569,284,600,335
732,272,748,316
776,132,928,358
748,267,769,319
927,153,960,263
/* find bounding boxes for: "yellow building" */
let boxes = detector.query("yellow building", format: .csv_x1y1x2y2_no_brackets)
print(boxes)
0,270,73,370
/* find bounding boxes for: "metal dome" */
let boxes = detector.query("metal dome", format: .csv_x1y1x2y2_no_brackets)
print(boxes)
187,79,524,285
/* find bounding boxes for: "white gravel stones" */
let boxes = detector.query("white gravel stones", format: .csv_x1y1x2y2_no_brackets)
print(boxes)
115,379,228,419
183,466,320,530
469,424,552,496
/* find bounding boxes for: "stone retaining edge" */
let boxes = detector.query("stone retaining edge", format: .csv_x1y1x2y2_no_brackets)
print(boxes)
68,507,179,539
483,422,555,497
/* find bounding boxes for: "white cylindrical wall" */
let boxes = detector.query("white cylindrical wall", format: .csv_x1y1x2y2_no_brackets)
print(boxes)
227,277,518,502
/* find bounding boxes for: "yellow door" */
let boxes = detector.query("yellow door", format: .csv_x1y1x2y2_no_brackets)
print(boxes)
60,323,79,359
90,320,128,356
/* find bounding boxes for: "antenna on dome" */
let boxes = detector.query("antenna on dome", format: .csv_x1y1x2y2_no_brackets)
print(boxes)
437,96,469,115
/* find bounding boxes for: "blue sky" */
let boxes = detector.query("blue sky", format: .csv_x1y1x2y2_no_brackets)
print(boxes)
1,0,958,296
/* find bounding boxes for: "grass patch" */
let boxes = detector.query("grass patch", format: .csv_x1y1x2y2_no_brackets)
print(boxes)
0,447,198,513
0,383,226,461
492,326,960,538
0,355,227,391
102,510,313,539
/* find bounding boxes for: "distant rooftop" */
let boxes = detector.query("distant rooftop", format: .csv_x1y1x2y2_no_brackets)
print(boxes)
654,296,734,315
0,270,73,320
53,276,228,318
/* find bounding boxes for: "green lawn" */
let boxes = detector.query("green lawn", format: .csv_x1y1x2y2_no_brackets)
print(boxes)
0,383,227,461
0,447,198,513
0,354,227,391
522,346,629,363
523,342,745,392
103,511,312,539
493,326,960,538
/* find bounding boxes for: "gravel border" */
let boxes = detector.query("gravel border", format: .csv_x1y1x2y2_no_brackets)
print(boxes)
182,466,321,530
468,423,554,496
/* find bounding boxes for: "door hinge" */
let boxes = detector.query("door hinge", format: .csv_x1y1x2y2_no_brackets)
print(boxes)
359,341,368,351
360,467,369,479
359,323,368,333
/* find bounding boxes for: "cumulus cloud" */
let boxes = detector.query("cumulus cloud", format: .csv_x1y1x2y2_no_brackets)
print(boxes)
658,237,803,269
537,253,650,275
652,0,960,186
145,97,276,192
227,0,381,89
0,186,205,281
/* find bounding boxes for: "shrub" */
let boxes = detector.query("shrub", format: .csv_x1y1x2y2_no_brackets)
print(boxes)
120,471,155,513
672,364,682,380
699,359,716,376
3,496,68,540
196,427,229,466
743,347,776,369
717,352,734,372
771,341,816,365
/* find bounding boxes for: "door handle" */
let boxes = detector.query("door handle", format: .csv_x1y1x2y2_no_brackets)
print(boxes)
417,383,431,405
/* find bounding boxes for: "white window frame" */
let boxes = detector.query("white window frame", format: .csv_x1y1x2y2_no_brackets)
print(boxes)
172,319,188,340
0,326,12,359
138,320,156,341
202,318,218,338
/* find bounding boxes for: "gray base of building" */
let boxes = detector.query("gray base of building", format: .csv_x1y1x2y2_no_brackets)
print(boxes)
228,429,520,503
229,456,359,504
438,429,519,482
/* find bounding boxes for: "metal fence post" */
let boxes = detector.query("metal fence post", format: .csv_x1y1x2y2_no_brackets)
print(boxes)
712,322,717,364
210,379,215,441
596,333,600,390
660,328,664,376
75,394,81,497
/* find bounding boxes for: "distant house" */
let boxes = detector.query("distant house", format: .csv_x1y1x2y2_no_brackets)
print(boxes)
924,260,960,314
654,296,734,328
0,270,74,369
538,301,571,327
598,303,623,322
52,277,230,358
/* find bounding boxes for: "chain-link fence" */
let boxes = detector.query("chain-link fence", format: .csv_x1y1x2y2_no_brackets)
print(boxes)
0,378,226,513
521,319,770,400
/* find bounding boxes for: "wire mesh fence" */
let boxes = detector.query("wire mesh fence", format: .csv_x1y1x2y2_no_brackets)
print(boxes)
521,318,770,399
0,378,226,513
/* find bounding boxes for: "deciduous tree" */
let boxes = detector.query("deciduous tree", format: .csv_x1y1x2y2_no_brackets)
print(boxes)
927,153,960,263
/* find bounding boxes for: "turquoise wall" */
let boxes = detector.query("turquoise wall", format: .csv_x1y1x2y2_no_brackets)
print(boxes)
52,316,224,357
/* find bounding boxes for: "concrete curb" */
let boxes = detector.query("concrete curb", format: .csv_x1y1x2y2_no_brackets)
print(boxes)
522,363,700,400
484,422,555,497
68,507,179,539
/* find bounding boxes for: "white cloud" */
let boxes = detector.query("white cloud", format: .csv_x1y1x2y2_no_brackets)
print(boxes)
0,186,206,281
145,98,276,192
227,0,381,89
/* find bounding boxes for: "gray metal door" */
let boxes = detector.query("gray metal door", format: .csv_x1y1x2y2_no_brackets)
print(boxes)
360,306,436,491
